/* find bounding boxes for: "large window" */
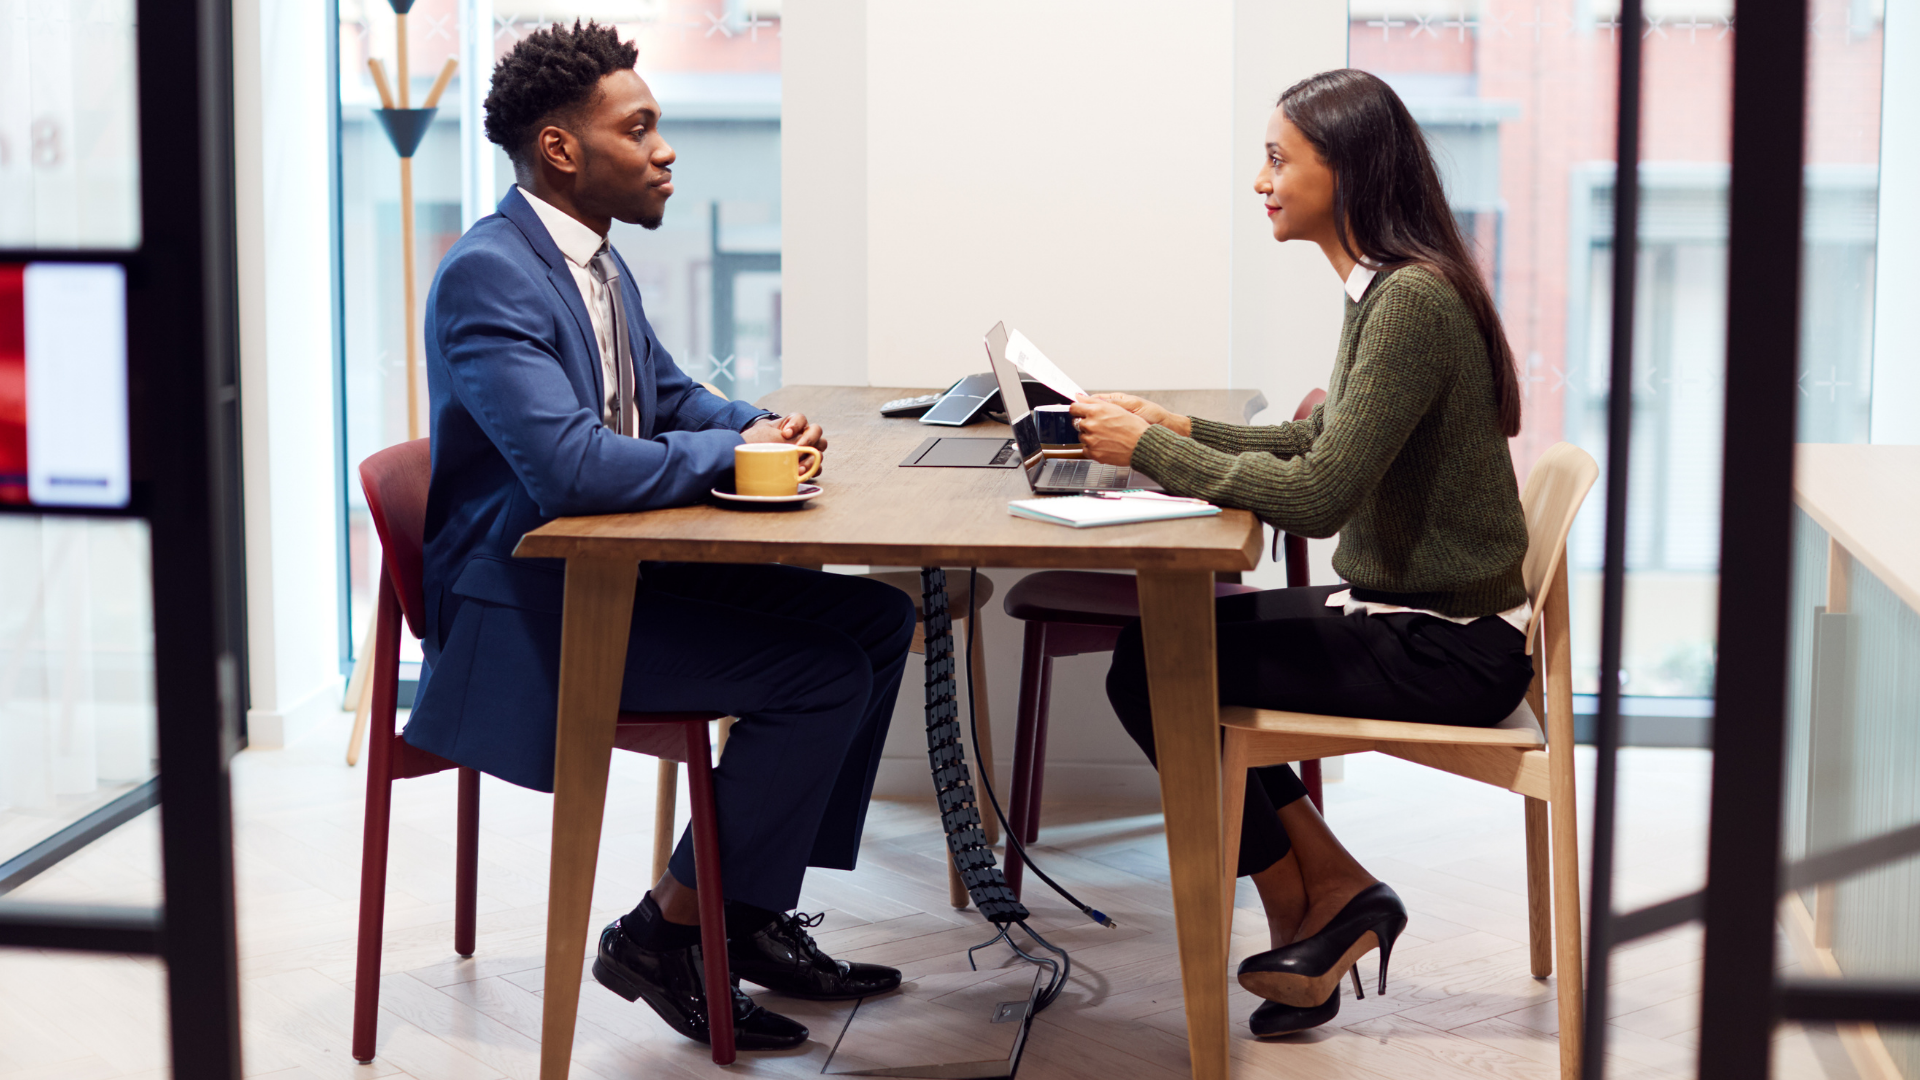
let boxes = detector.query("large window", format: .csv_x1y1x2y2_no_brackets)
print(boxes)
1351,0,1883,710
333,0,782,675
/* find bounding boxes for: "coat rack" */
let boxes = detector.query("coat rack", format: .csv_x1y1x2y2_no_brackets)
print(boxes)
347,0,457,765
366,0,456,442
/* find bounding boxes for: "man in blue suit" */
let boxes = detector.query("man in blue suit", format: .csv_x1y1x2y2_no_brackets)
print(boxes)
410,21,916,1051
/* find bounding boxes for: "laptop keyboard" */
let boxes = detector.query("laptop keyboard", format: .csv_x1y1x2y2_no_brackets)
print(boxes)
1044,459,1130,489
988,441,1016,466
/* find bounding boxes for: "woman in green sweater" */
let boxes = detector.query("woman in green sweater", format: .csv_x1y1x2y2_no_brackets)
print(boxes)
1070,68,1533,1037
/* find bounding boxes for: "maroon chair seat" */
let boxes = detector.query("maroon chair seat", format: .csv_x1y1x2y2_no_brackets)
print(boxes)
998,572,1258,897
998,389,1328,899
351,439,738,1065
1003,569,1255,626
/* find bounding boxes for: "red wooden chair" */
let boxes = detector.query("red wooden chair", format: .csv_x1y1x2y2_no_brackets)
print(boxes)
350,438,738,1065
998,389,1327,898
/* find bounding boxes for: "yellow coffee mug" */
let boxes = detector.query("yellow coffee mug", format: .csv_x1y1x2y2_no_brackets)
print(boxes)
734,442,822,497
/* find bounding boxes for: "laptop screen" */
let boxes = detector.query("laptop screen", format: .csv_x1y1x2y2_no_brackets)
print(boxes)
984,322,1047,481
984,322,1028,425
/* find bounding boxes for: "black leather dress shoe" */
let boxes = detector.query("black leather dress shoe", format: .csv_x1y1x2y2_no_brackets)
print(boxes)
592,919,809,1051
729,911,902,1000
1249,987,1340,1037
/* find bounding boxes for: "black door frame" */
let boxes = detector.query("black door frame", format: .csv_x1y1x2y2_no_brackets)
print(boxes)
1577,0,1920,1075
0,0,246,1076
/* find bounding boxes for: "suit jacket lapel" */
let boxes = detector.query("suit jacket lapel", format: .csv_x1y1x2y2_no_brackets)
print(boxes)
498,188,606,413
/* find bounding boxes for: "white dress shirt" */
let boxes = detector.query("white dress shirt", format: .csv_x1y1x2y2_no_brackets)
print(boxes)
1325,259,1533,639
518,186,634,434
1344,261,1379,303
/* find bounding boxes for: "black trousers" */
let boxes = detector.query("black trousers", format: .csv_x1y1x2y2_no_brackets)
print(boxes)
1106,583,1534,877
617,562,917,912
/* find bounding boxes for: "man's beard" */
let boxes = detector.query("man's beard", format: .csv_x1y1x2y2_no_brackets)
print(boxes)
639,207,664,230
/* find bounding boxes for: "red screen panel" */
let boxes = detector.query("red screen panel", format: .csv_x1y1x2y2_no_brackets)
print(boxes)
0,265,25,505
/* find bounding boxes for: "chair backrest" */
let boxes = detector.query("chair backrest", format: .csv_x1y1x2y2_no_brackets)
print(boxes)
1517,442,1599,649
1281,389,1329,588
1292,388,1327,422
358,438,433,640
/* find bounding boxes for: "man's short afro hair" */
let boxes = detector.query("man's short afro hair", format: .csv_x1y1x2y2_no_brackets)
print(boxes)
484,20,638,167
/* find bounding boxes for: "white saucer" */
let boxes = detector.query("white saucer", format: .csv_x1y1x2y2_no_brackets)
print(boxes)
711,482,823,504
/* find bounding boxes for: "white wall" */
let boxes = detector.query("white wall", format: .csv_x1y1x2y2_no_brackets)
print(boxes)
233,0,344,748
861,2,1237,390
781,0,871,388
1870,0,1920,444
1231,0,1350,424
784,0,1348,397
785,1,1350,798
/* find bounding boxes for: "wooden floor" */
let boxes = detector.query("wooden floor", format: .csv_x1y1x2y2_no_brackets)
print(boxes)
0,727,1860,1080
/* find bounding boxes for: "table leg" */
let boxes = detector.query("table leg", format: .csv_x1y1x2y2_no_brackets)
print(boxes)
650,759,678,884
1137,569,1229,1080
541,557,640,1080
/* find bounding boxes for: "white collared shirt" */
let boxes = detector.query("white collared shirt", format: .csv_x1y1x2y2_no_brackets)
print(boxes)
1326,588,1533,637
1327,258,1531,637
1344,261,1379,303
518,185,633,434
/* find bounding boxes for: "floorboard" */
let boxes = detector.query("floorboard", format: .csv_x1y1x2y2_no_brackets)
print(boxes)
0,731,1865,1079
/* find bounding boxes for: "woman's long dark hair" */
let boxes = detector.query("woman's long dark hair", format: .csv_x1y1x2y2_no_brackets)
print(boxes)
1279,68,1522,437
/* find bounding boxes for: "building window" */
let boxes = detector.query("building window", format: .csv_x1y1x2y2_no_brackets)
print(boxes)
332,0,782,677
1350,0,1883,702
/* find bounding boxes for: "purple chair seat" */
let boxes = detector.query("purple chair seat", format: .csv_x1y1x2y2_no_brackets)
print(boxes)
1002,569,1259,626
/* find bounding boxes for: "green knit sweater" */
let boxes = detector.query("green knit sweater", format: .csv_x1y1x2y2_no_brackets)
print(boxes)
1132,265,1530,617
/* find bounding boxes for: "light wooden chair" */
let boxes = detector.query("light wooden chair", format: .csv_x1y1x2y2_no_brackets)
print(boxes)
1216,441,1597,1077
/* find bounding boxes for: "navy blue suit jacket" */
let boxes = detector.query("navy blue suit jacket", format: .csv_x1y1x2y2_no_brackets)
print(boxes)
405,187,767,791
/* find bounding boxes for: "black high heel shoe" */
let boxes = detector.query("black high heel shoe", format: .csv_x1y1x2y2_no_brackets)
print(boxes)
1237,882,1407,1008
1248,984,1341,1037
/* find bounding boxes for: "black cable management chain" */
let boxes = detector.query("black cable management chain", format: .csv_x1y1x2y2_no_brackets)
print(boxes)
920,567,1118,1012
919,567,1029,922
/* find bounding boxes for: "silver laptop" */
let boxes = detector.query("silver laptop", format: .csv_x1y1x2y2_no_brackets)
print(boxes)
984,322,1160,494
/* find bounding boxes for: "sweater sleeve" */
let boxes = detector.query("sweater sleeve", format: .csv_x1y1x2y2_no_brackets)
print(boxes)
1131,284,1457,538
1185,405,1323,459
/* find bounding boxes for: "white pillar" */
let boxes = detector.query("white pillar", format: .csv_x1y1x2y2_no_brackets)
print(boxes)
233,0,345,748
782,0,1348,398
1230,0,1350,417
780,0,870,387
782,0,1352,793
461,0,497,229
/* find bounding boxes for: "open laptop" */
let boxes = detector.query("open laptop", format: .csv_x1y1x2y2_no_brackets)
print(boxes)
985,322,1161,494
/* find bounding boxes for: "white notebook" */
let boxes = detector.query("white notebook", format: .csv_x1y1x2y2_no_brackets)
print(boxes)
1008,492,1221,529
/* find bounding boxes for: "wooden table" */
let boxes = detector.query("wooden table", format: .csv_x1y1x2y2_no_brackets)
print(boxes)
515,386,1268,1080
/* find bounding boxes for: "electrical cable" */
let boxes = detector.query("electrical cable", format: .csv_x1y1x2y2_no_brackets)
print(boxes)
962,569,1114,931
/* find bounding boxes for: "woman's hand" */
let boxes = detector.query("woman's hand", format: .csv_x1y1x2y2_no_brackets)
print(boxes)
1070,399,1152,466
1088,393,1192,437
